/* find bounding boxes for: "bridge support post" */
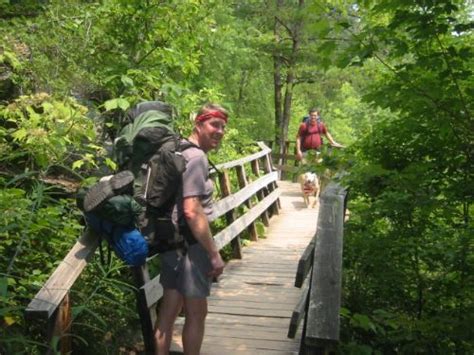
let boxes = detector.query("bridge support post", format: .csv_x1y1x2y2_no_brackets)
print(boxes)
262,154,281,214
251,159,270,226
46,292,72,355
218,170,242,259
236,165,258,241
131,265,157,354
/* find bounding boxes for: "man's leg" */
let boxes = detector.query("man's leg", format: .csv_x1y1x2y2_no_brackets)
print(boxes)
182,297,208,355
155,288,183,355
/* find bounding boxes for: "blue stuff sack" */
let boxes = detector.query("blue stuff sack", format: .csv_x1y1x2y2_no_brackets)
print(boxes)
111,227,148,267
85,213,148,267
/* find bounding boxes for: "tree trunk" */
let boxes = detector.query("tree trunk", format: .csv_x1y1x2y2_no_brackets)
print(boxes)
273,0,283,153
277,0,304,175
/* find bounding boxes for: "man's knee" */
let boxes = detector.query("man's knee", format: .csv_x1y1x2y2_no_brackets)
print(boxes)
184,298,208,322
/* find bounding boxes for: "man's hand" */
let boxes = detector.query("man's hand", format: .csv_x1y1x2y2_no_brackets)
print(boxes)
208,252,225,278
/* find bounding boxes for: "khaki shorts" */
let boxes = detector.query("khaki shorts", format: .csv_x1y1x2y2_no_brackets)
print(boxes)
159,243,212,298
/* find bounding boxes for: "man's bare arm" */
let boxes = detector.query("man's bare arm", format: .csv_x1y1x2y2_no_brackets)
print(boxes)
182,196,224,277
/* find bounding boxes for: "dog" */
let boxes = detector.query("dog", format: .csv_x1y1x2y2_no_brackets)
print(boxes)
298,172,320,208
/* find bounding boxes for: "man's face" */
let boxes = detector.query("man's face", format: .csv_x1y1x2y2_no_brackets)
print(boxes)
309,112,318,125
197,118,226,152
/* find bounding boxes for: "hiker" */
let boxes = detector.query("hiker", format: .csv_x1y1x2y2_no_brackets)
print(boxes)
155,103,227,355
295,108,344,162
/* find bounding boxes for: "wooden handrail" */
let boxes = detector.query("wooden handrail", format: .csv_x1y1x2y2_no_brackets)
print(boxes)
210,171,278,221
25,230,98,319
306,183,346,348
25,141,280,354
288,182,347,354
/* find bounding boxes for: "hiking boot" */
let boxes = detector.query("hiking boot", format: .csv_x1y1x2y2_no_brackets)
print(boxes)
110,170,135,194
83,170,135,212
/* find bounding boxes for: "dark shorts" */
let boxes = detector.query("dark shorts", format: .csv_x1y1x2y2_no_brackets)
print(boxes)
159,243,212,298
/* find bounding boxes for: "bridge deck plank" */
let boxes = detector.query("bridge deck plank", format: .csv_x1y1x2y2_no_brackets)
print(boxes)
170,181,316,354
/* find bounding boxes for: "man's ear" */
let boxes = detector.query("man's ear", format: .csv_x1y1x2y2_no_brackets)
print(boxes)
195,122,203,133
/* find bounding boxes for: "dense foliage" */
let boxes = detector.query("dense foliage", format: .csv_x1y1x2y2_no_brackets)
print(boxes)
0,0,472,354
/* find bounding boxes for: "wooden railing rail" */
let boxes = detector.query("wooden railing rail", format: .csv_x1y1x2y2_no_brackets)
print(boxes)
25,142,280,354
288,182,347,354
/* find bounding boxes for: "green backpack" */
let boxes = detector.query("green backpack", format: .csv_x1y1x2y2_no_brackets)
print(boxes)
82,101,191,259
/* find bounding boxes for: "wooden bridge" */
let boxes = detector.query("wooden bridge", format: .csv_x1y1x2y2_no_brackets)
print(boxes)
26,142,347,354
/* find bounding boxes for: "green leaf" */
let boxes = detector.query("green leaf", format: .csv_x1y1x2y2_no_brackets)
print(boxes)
117,98,130,111
103,98,128,111
351,313,375,331
104,99,119,111
72,160,84,169
121,75,134,88
11,128,27,142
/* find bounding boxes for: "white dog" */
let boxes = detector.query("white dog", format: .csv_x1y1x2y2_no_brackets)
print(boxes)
298,172,320,208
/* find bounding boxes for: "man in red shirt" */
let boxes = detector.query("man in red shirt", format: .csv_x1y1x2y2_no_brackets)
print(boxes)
295,108,344,161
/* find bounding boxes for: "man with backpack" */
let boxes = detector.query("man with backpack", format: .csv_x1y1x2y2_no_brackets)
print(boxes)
295,108,344,162
155,103,227,355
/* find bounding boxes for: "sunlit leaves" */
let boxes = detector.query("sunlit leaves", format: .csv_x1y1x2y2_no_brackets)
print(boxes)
1,94,97,170
103,98,130,112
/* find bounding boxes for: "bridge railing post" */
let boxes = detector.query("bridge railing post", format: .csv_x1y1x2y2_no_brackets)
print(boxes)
218,168,243,259
288,182,347,354
261,149,281,214
251,159,270,226
235,164,258,242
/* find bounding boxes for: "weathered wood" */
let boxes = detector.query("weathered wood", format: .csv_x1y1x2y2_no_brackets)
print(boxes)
48,292,72,355
26,230,98,319
236,165,258,242
295,235,316,288
251,159,270,226
288,284,309,339
131,264,156,354
214,144,271,171
306,183,346,348
210,171,278,221
261,151,281,214
219,169,242,259
213,189,281,250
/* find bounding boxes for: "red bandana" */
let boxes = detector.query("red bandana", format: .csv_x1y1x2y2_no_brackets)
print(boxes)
195,110,228,123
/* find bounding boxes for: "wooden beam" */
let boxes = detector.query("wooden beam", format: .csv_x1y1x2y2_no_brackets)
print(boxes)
213,145,271,171
219,169,242,259
251,159,269,226
210,172,278,221
288,284,309,339
47,292,72,355
26,230,98,319
131,265,156,354
236,165,258,242
305,183,346,348
295,235,316,288
213,189,281,250
261,153,281,213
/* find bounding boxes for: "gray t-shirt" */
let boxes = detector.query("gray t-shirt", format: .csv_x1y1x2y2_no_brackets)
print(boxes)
172,145,214,226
